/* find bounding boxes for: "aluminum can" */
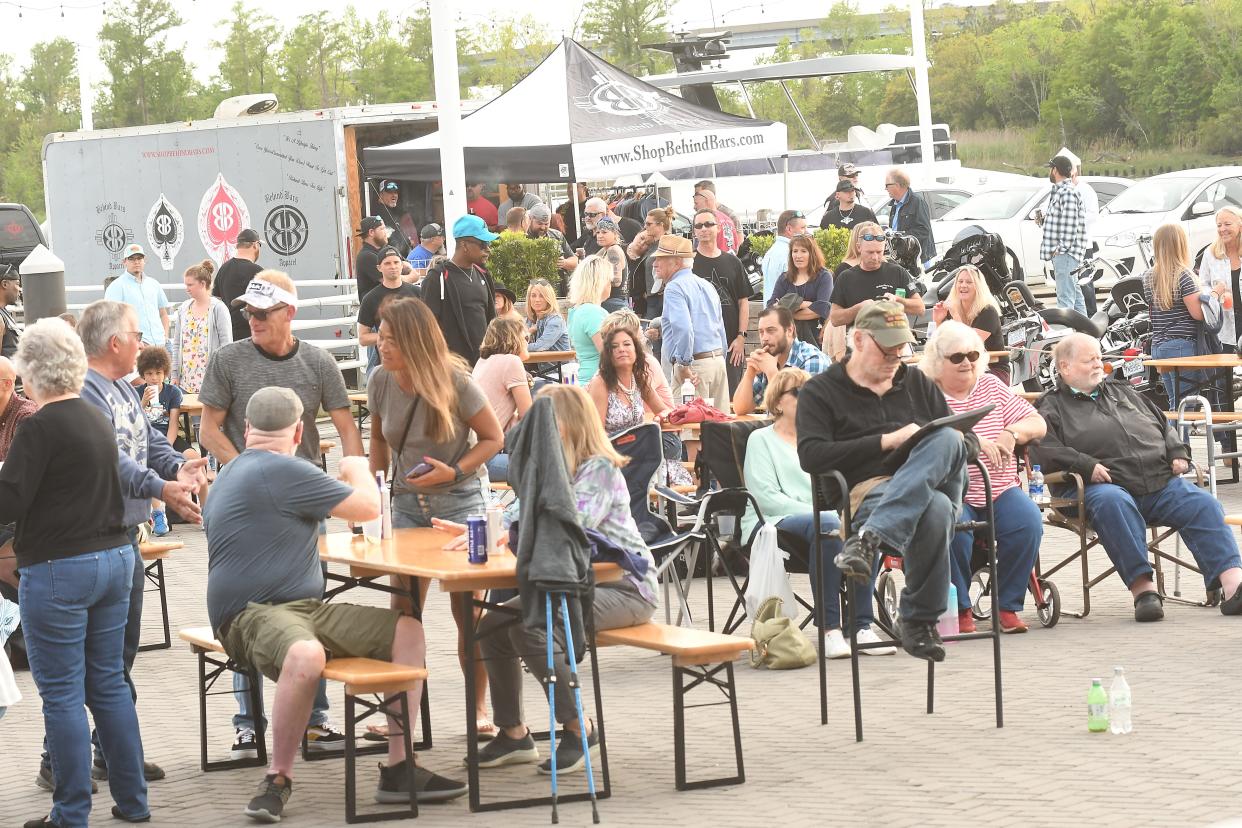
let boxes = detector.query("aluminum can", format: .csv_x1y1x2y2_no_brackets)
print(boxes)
466,515,488,564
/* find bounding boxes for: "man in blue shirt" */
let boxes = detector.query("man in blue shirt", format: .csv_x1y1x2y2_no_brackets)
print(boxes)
103,243,170,347
762,209,807,303
653,235,729,409
406,222,444,278
731,305,830,415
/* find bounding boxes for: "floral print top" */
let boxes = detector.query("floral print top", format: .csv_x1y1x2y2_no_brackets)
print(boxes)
178,307,211,394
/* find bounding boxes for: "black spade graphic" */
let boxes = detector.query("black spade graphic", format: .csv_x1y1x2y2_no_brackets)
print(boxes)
152,201,178,246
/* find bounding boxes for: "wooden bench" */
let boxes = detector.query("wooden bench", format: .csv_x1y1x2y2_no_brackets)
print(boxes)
138,541,182,652
180,626,428,823
319,440,338,473
596,622,752,791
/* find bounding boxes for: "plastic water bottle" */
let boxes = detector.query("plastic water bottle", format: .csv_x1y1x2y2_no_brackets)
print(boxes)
1087,678,1109,732
680,378,695,406
1108,666,1132,734
937,582,960,639
1028,464,1048,505
562,361,578,386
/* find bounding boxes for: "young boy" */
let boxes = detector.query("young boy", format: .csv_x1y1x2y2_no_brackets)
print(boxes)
137,345,198,534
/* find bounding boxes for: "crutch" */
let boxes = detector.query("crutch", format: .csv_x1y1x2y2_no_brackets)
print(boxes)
558,592,600,824
544,592,560,824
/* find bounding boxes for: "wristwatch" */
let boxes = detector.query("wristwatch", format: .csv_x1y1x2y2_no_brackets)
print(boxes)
1002,428,1019,443
451,463,464,479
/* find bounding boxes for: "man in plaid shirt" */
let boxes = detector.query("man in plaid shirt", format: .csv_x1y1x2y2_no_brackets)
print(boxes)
1040,155,1088,315
730,305,830,415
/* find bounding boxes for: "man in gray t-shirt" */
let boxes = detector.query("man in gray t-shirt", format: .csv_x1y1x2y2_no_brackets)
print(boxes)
199,274,362,464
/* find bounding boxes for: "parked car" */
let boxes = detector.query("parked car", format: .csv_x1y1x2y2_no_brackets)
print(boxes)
0,203,46,274
929,176,1133,283
1093,166,1242,277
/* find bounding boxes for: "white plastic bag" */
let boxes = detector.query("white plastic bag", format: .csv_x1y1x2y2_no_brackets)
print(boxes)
744,524,798,620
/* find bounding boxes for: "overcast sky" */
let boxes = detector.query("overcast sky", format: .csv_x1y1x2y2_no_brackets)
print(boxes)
0,0,891,90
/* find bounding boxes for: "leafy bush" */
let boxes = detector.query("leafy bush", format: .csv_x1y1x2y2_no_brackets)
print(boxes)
748,234,775,259
485,230,561,297
814,227,850,272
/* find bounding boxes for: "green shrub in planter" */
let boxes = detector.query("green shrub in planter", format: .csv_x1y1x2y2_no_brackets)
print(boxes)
748,234,775,259
486,230,561,298
814,227,850,272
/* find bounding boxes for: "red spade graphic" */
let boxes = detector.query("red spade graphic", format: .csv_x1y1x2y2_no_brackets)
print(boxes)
206,183,239,248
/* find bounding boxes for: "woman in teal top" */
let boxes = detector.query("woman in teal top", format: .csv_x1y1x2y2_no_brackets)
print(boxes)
742,367,893,659
566,256,613,384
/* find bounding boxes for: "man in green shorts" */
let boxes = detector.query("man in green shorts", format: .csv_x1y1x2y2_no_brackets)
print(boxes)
204,387,466,822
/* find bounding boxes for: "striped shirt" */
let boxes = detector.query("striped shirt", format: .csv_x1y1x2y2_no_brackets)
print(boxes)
1142,269,1199,345
941,372,1038,507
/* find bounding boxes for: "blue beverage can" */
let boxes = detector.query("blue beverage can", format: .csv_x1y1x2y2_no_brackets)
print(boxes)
466,515,488,564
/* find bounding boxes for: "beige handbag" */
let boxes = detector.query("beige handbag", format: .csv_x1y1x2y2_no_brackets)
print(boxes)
749,596,817,670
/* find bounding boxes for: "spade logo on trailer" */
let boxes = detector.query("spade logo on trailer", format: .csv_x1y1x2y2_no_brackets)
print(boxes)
197,173,251,264
94,214,133,254
573,71,700,130
146,194,185,271
264,205,309,257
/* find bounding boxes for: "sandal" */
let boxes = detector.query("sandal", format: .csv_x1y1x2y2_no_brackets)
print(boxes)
364,724,389,742
475,718,497,742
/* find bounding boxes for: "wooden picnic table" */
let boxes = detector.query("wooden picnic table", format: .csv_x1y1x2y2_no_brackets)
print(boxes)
523,350,577,383
178,393,203,442
319,528,621,813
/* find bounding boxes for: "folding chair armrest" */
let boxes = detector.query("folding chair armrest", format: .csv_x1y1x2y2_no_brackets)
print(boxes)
654,485,699,506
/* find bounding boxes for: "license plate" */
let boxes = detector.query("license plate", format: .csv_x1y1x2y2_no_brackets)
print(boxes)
1123,358,1144,378
1006,328,1025,346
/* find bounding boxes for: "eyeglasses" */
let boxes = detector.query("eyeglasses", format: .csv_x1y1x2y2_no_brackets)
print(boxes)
861,233,885,242
946,351,981,364
114,330,142,343
693,222,717,229
783,387,801,399
241,304,288,321
584,211,604,219
884,182,899,188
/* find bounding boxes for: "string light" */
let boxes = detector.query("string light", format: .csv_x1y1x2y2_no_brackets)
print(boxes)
1,0,104,15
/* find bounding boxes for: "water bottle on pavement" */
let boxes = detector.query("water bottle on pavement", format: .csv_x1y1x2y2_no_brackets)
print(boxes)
1087,678,1109,732
1028,464,1048,505
937,583,960,639
680,378,695,406
1108,666,1132,734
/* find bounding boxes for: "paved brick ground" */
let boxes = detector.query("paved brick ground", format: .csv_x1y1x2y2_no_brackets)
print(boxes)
5,430,1242,827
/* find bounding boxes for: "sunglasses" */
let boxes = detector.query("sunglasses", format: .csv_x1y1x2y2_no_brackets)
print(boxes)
861,233,885,242
584,211,604,218
783,387,801,398
242,304,288,321
946,351,981,364
791,210,805,218
693,221,717,229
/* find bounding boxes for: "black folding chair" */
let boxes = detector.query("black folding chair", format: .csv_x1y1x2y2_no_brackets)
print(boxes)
810,457,1004,742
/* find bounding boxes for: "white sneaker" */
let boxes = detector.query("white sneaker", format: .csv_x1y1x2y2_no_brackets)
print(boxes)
856,626,897,656
823,628,851,659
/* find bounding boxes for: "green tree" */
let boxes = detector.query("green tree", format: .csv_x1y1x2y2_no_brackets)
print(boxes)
19,38,79,121
477,15,556,91
213,1,281,96
343,8,423,103
580,0,671,75
276,11,352,109
97,0,199,126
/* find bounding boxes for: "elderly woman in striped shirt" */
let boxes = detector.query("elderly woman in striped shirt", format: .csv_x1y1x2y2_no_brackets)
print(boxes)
920,321,1047,635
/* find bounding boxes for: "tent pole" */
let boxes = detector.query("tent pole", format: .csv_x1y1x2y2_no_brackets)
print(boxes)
909,0,936,176
431,0,467,248
572,181,583,246
783,155,789,208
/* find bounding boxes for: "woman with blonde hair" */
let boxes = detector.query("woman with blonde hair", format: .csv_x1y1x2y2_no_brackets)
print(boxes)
566,256,613,384
1201,205,1242,349
170,258,231,393
438,384,657,772
1142,223,1205,405
929,264,1005,380
472,317,533,482
368,296,505,737
525,279,569,352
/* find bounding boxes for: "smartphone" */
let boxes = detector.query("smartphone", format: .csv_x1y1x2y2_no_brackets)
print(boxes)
406,462,433,478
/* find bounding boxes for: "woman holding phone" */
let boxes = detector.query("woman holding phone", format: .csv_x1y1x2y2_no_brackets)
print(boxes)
368,297,505,737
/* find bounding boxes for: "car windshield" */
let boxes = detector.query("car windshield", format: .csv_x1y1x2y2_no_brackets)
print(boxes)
942,188,1039,221
0,208,40,249
1103,177,1200,214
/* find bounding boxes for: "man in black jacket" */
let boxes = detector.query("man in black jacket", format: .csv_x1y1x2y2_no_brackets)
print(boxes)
884,168,935,266
797,301,971,661
421,215,496,365
1033,333,1242,621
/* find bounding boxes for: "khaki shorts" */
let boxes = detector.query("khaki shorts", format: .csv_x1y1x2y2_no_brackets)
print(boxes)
222,598,401,681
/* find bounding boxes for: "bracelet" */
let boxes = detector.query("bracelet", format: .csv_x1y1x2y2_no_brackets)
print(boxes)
1002,428,1019,442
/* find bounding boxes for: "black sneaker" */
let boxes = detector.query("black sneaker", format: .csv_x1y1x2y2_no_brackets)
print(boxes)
896,618,946,662
1133,590,1164,622
244,773,292,823
466,728,540,769
35,764,96,794
304,720,347,753
110,805,151,823
91,760,165,782
232,727,259,760
537,725,600,775
374,760,468,804
23,817,61,828
835,530,882,583
1220,585,1242,616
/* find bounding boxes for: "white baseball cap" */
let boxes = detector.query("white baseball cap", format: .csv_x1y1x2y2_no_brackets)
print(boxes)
231,278,297,310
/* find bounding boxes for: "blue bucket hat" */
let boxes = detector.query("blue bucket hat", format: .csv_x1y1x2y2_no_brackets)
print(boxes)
452,214,499,243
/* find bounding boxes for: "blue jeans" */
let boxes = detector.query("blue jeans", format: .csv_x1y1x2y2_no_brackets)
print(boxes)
1152,337,1206,409
777,512,876,630
393,477,488,528
86,527,143,768
950,487,1042,613
1081,476,1241,590
21,546,149,827
366,344,380,377
486,453,510,484
853,428,967,623
1053,252,1086,316
602,297,627,313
